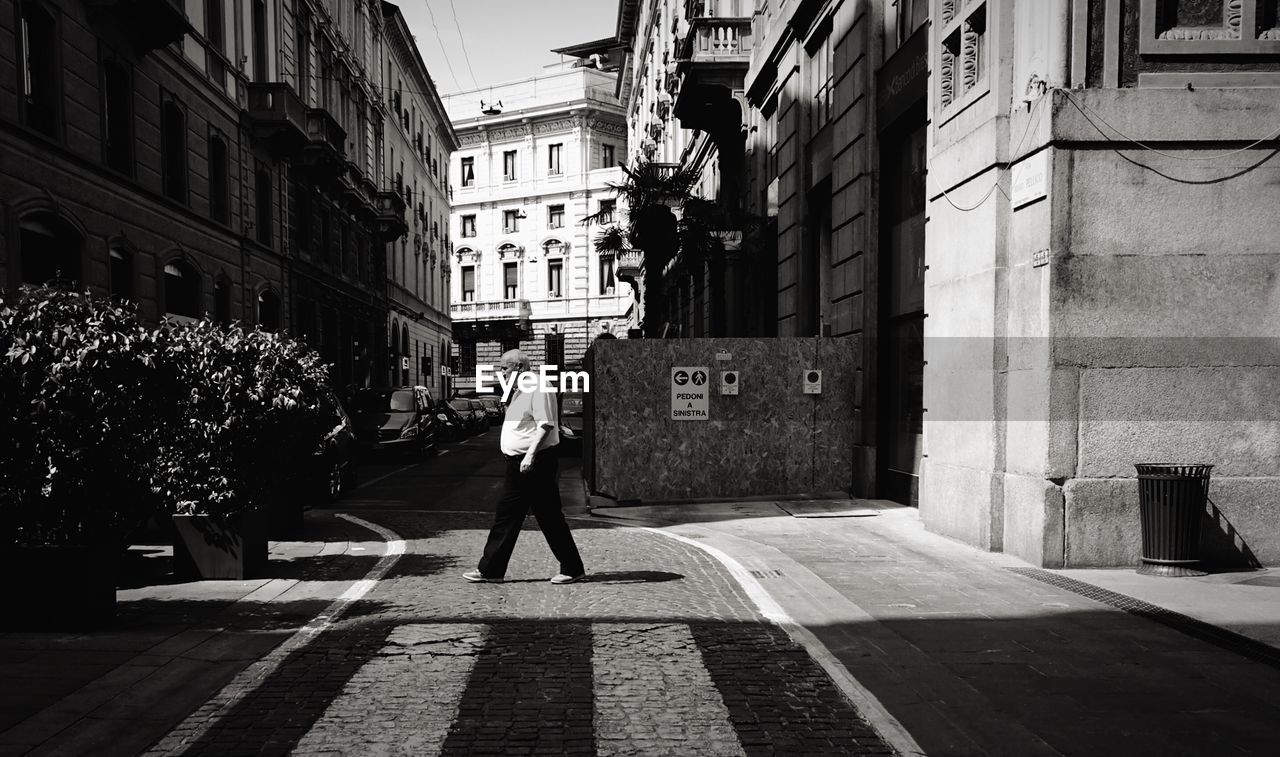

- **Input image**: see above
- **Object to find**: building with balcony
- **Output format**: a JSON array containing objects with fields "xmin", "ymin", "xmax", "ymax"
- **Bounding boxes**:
[
  {"xmin": 1, "ymin": 0, "xmax": 278, "ymax": 332},
  {"xmin": 381, "ymin": 2, "xmax": 457, "ymax": 396},
  {"xmin": 2, "ymin": 0, "xmax": 457, "ymax": 398},
  {"xmin": 564, "ymin": 1, "xmax": 769, "ymax": 339},
  {"xmin": 442, "ymin": 61, "xmax": 632, "ymax": 391},
  {"xmin": 592, "ymin": 0, "xmax": 1280, "ymax": 571}
]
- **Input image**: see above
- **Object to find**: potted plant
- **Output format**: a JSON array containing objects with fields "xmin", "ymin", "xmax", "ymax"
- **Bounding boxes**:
[
  {"xmin": 0, "ymin": 286, "xmax": 173, "ymax": 628},
  {"xmin": 154, "ymin": 320, "xmax": 333, "ymax": 578}
]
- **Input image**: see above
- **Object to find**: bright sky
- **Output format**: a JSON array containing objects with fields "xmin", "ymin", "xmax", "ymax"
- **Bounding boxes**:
[{"xmin": 398, "ymin": 0, "xmax": 619, "ymax": 97}]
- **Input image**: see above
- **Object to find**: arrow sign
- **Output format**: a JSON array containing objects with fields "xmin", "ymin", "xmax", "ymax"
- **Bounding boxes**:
[
  {"xmin": 674, "ymin": 370, "xmax": 689, "ymax": 386},
  {"xmin": 671, "ymin": 366, "xmax": 709, "ymax": 421}
]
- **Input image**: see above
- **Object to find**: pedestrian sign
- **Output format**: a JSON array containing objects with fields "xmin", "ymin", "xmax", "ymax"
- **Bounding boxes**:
[{"xmin": 671, "ymin": 366, "xmax": 709, "ymax": 421}]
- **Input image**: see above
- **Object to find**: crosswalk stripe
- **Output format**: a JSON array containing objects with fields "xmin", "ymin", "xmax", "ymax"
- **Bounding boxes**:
[
  {"xmin": 292, "ymin": 624, "xmax": 486, "ymax": 757},
  {"xmin": 592, "ymin": 623, "xmax": 746, "ymax": 756}
]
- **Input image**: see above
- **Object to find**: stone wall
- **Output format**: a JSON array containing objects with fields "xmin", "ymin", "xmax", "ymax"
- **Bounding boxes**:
[{"xmin": 586, "ymin": 337, "xmax": 859, "ymax": 503}]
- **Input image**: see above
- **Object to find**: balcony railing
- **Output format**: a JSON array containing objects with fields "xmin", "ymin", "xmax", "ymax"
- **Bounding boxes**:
[
  {"xmin": 615, "ymin": 249, "xmax": 643, "ymax": 281},
  {"xmin": 246, "ymin": 83, "xmax": 308, "ymax": 155},
  {"xmin": 680, "ymin": 17, "xmax": 753, "ymax": 64},
  {"xmin": 305, "ymin": 108, "xmax": 346, "ymax": 155},
  {"xmin": 450, "ymin": 299, "xmax": 533, "ymax": 321}
]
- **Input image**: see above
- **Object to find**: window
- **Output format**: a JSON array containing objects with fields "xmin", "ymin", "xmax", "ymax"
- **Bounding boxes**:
[
  {"xmin": 809, "ymin": 33, "xmax": 833, "ymax": 133},
  {"xmin": 895, "ymin": 0, "xmax": 929, "ymax": 49},
  {"xmin": 503, "ymin": 150, "xmax": 517, "ymax": 181},
  {"xmin": 161, "ymin": 99, "xmax": 188, "ymax": 204},
  {"xmin": 600, "ymin": 255, "xmax": 615, "ymax": 295},
  {"xmin": 251, "ymin": 0, "xmax": 268, "ymax": 83},
  {"xmin": 598, "ymin": 199, "xmax": 616, "ymax": 224},
  {"xmin": 109, "ymin": 248, "xmax": 132, "ymax": 301},
  {"xmin": 548, "ymin": 204, "xmax": 564, "ymax": 229},
  {"xmin": 292, "ymin": 183, "xmax": 310, "ymax": 252},
  {"xmin": 461, "ymin": 156, "xmax": 474, "ymax": 186},
  {"xmin": 19, "ymin": 213, "xmax": 81, "ymax": 287},
  {"xmin": 206, "ymin": 0, "xmax": 226, "ymax": 86},
  {"xmin": 547, "ymin": 259, "xmax": 563, "ymax": 298},
  {"xmin": 296, "ymin": 8, "xmax": 310, "ymax": 98},
  {"xmin": 602, "ymin": 143, "xmax": 615, "ymax": 168},
  {"xmin": 504, "ymin": 262, "xmax": 518, "ymax": 299},
  {"xmin": 503, "ymin": 210, "xmax": 519, "ymax": 233},
  {"xmin": 461, "ymin": 214, "xmax": 476, "ymax": 237},
  {"xmin": 258, "ymin": 290, "xmax": 280, "ymax": 331},
  {"xmin": 19, "ymin": 1, "xmax": 60, "ymax": 138},
  {"xmin": 163, "ymin": 260, "xmax": 201, "ymax": 318},
  {"xmin": 210, "ymin": 135, "xmax": 228, "ymax": 223},
  {"xmin": 214, "ymin": 278, "xmax": 230, "ymax": 324},
  {"xmin": 548, "ymin": 143, "xmax": 562, "ymax": 175},
  {"xmin": 102, "ymin": 59, "xmax": 133, "ymax": 174},
  {"xmin": 255, "ymin": 166, "xmax": 272, "ymax": 246},
  {"xmin": 461, "ymin": 265, "xmax": 475, "ymax": 301},
  {"xmin": 939, "ymin": 1, "xmax": 988, "ymax": 111}
]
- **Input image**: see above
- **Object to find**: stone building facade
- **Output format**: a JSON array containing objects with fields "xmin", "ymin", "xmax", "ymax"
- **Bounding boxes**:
[
  {"xmin": 601, "ymin": 0, "xmax": 1280, "ymax": 568},
  {"xmin": 381, "ymin": 3, "xmax": 456, "ymax": 397},
  {"xmin": 1, "ymin": 0, "xmax": 451, "ymax": 394},
  {"xmin": 442, "ymin": 63, "xmax": 632, "ymax": 391}
]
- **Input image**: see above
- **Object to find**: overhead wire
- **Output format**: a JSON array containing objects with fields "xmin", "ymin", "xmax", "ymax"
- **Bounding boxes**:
[
  {"xmin": 419, "ymin": 0, "xmax": 462, "ymax": 92},
  {"xmin": 938, "ymin": 91, "xmax": 1047, "ymax": 212},
  {"xmin": 443, "ymin": 0, "xmax": 481, "ymax": 90}
]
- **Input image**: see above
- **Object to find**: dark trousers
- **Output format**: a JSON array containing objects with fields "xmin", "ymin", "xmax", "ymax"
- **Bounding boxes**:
[{"xmin": 477, "ymin": 446, "xmax": 584, "ymax": 578}]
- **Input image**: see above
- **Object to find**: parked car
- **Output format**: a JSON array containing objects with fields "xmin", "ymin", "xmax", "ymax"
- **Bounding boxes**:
[
  {"xmin": 449, "ymin": 397, "xmax": 486, "ymax": 434},
  {"xmin": 352, "ymin": 386, "xmax": 437, "ymax": 459},
  {"xmin": 476, "ymin": 395, "xmax": 505, "ymax": 425},
  {"xmin": 558, "ymin": 391, "xmax": 584, "ymax": 455},
  {"xmin": 434, "ymin": 399, "xmax": 469, "ymax": 441},
  {"xmin": 311, "ymin": 390, "xmax": 358, "ymax": 501}
]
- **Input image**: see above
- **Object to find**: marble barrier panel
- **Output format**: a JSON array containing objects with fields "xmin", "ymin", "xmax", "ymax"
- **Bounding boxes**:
[{"xmin": 586, "ymin": 337, "xmax": 861, "ymax": 503}]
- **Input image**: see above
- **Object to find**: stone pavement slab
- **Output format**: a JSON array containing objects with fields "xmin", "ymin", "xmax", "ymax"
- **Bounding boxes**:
[{"xmin": 591, "ymin": 499, "xmax": 1280, "ymax": 756}]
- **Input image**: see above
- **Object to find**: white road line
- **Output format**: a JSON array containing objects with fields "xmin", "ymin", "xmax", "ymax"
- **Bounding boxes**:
[
  {"xmin": 641, "ymin": 527, "xmax": 927, "ymax": 757},
  {"xmin": 593, "ymin": 623, "xmax": 746, "ymax": 756},
  {"xmin": 354, "ymin": 462, "xmax": 419, "ymax": 490},
  {"xmin": 292, "ymin": 624, "xmax": 486, "ymax": 757},
  {"xmin": 150, "ymin": 514, "xmax": 405, "ymax": 756}
]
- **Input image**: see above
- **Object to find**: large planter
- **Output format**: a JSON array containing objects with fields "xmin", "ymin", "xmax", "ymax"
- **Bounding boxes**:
[
  {"xmin": 172, "ymin": 508, "xmax": 269, "ymax": 580},
  {"xmin": 1, "ymin": 544, "xmax": 117, "ymax": 630}
]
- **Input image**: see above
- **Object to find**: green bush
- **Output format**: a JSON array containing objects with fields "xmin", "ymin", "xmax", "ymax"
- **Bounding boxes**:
[
  {"xmin": 152, "ymin": 319, "xmax": 335, "ymax": 517},
  {"xmin": 0, "ymin": 287, "xmax": 173, "ymax": 547}
]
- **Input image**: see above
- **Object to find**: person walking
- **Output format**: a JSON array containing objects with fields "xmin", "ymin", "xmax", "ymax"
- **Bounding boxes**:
[{"xmin": 463, "ymin": 349, "xmax": 586, "ymax": 584}]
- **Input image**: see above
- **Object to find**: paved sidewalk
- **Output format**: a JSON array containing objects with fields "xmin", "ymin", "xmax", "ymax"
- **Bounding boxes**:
[
  {"xmin": 591, "ymin": 499, "xmax": 1280, "ymax": 756},
  {"xmin": 0, "ymin": 512, "xmax": 389, "ymax": 757}
]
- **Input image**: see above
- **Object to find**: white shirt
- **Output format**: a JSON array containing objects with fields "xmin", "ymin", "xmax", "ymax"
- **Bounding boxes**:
[{"xmin": 500, "ymin": 386, "xmax": 560, "ymax": 456}]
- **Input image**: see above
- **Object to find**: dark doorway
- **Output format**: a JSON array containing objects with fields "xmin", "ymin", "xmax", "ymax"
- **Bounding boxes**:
[{"xmin": 876, "ymin": 104, "xmax": 927, "ymax": 506}]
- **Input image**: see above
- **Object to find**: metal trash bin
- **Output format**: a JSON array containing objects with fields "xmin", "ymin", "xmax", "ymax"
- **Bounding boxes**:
[{"xmin": 1135, "ymin": 463, "xmax": 1212, "ymax": 577}]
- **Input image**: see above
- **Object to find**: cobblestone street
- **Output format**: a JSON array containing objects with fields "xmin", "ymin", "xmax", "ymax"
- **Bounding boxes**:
[{"xmin": 98, "ymin": 433, "xmax": 894, "ymax": 757}]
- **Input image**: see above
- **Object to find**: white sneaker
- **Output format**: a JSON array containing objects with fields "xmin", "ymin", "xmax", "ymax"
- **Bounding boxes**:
[{"xmin": 550, "ymin": 573, "xmax": 585, "ymax": 584}]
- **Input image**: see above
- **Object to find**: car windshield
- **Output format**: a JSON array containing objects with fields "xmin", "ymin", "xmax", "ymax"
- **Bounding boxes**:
[
  {"xmin": 449, "ymin": 399, "xmax": 471, "ymax": 410},
  {"xmin": 357, "ymin": 389, "xmax": 415, "ymax": 413},
  {"xmin": 560, "ymin": 394, "xmax": 584, "ymax": 415}
]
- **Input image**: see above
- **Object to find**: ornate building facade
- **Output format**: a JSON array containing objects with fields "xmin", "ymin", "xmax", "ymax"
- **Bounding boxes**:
[
  {"xmin": 381, "ymin": 2, "xmax": 456, "ymax": 396},
  {"xmin": 442, "ymin": 62, "xmax": 631, "ymax": 391},
  {"xmin": 1, "ymin": 0, "xmax": 452, "ymax": 394}
]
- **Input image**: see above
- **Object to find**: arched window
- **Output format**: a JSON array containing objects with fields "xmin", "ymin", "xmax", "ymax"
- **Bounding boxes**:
[
  {"xmin": 109, "ymin": 247, "xmax": 132, "ymax": 301},
  {"xmin": 163, "ymin": 259, "xmax": 200, "ymax": 319},
  {"xmin": 214, "ymin": 277, "xmax": 231, "ymax": 324},
  {"xmin": 257, "ymin": 289, "xmax": 280, "ymax": 331},
  {"xmin": 19, "ymin": 212, "xmax": 82, "ymax": 288}
]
